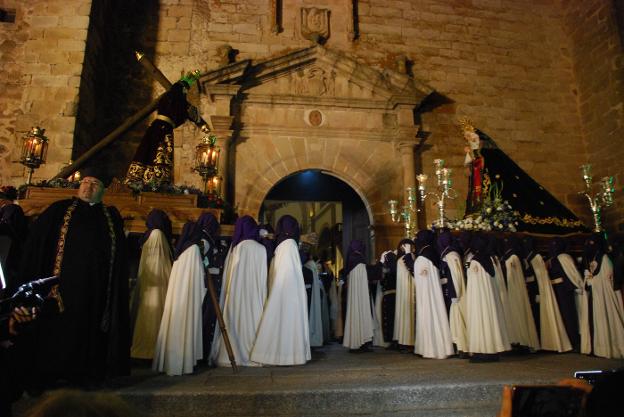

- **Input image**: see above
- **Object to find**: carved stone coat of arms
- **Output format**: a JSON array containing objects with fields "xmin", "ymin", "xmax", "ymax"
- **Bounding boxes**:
[{"xmin": 301, "ymin": 7, "xmax": 330, "ymax": 42}]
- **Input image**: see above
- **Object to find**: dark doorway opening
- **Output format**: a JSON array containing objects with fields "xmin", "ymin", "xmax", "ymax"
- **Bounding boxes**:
[{"xmin": 260, "ymin": 169, "xmax": 372, "ymax": 276}]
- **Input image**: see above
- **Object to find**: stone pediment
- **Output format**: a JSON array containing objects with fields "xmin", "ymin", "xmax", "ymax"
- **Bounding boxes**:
[{"xmin": 198, "ymin": 45, "xmax": 433, "ymax": 110}]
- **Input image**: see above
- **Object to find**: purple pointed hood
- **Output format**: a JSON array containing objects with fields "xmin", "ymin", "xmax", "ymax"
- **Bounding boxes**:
[
  {"xmin": 345, "ymin": 239, "xmax": 366, "ymax": 275},
  {"xmin": 231, "ymin": 215, "xmax": 258, "ymax": 247},
  {"xmin": 275, "ymin": 215, "xmax": 300, "ymax": 246},
  {"xmin": 141, "ymin": 209, "xmax": 172, "ymax": 246}
]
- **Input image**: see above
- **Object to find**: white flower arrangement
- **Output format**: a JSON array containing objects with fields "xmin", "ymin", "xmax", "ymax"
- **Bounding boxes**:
[{"xmin": 445, "ymin": 182, "xmax": 519, "ymax": 232}]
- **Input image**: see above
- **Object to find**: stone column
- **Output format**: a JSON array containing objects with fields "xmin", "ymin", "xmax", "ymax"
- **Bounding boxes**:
[
  {"xmin": 201, "ymin": 84, "xmax": 241, "ymax": 204},
  {"xmin": 398, "ymin": 141, "xmax": 416, "ymax": 205}
]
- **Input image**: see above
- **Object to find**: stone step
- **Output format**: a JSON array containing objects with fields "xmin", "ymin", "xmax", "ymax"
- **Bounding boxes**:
[
  {"xmin": 14, "ymin": 345, "xmax": 624, "ymax": 417},
  {"xmin": 120, "ymin": 383, "xmax": 501, "ymax": 417}
]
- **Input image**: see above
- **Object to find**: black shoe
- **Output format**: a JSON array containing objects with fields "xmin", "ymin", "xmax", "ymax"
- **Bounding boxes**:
[
  {"xmin": 469, "ymin": 353, "xmax": 500, "ymax": 363},
  {"xmin": 458, "ymin": 351, "xmax": 470, "ymax": 359},
  {"xmin": 398, "ymin": 345, "xmax": 413, "ymax": 354},
  {"xmin": 386, "ymin": 341, "xmax": 400, "ymax": 351}
]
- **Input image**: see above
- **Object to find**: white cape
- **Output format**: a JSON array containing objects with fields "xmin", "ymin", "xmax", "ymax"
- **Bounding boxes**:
[
  {"xmin": 305, "ymin": 259, "xmax": 324, "ymax": 347},
  {"xmin": 153, "ymin": 244, "xmax": 206, "ymax": 375},
  {"xmin": 212, "ymin": 239, "xmax": 267, "ymax": 367},
  {"xmin": 394, "ymin": 255, "xmax": 415, "ymax": 345},
  {"xmin": 443, "ymin": 251, "xmax": 468, "ymax": 353},
  {"xmin": 466, "ymin": 259, "xmax": 511, "ymax": 354},
  {"xmin": 413, "ymin": 256, "xmax": 454, "ymax": 359},
  {"xmin": 504, "ymin": 254, "xmax": 540, "ymax": 350},
  {"xmin": 558, "ymin": 253, "xmax": 591, "ymax": 354},
  {"xmin": 251, "ymin": 239, "xmax": 311, "ymax": 365},
  {"xmin": 343, "ymin": 263, "xmax": 374, "ymax": 349},
  {"xmin": 588, "ymin": 254, "xmax": 624, "ymax": 359},
  {"xmin": 131, "ymin": 230, "xmax": 172, "ymax": 359},
  {"xmin": 531, "ymin": 254, "xmax": 572, "ymax": 352},
  {"xmin": 491, "ymin": 256, "xmax": 513, "ymax": 347}
]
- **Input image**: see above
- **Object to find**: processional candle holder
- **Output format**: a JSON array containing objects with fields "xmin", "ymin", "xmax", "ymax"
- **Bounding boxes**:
[
  {"xmin": 19, "ymin": 126, "xmax": 49, "ymax": 185},
  {"xmin": 417, "ymin": 159, "xmax": 458, "ymax": 229},
  {"xmin": 193, "ymin": 132, "xmax": 220, "ymax": 194},
  {"xmin": 387, "ymin": 187, "xmax": 419, "ymax": 237},
  {"xmin": 579, "ymin": 164, "xmax": 616, "ymax": 232}
]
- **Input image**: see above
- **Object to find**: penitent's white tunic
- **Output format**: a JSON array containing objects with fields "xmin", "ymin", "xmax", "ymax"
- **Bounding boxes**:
[
  {"xmin": 131, "ymin": 230, "xmax": 172, "ymax": 360},
  {"xmin": 504, "ymin": 254, "xmax": 540, "ymax": 350},
  {"xmin": 491, "ymin": 257, "xmax": 514, "ymax": 346},
  {"xmin": 394, "ymin": 255, "xmax": 415, "ymax": 346},
  {"xmin": 443, "ymin": 251, "xmax": 468, "ymax": 353},
  {"xmin": 153, "ymin": 243, "xmax": 206, "ymax": 375},
  {"xmin": 531, "ymin": 254, "xmax": 572, "ymax": 353},
  {"xmin": 343, "ymin": 263, "xmax": 374, "ymax": 349},
  {"xmin": 587, "ymin": 254, "xmax": 624, "ymax": 359},
  {"xmin": 251, "ymin": 239, "xmax": 311, "ymax": 365},
  {"xmin": 305, "ymin": 259, "xmax": 324, "ymax": 347},
  {"xmin": 558, "ymin": 254, "xmax": 591, "ymax": 354},
  {"xmin": 212, "ymin": 239, "xmax": 267, "ymax": 367},
  {"xmin": 413, "ymin": 256, "xmax": 454, "ymax": 359},
  {"xmin": 466, "ymin": 259, "xmax": 511, "ymax": 354}
]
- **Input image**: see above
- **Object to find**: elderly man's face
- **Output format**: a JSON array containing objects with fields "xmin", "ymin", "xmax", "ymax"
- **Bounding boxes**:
[{"xmin": 78, "ymin": 176, "xmax": 105, "ymax": 203}]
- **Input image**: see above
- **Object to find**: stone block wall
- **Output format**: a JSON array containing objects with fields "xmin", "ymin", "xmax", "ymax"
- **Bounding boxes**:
[
  {"xmin": 1, "ymin": 0, "xmax": 620, "ymax": 235},
  {"xmin": 561, "ymin": 0, "xmax": 624, "ymax": 231},
  {"xmin": 150, "ymin": 0, "xmax": 591, "ymax": 229},
  {"xmin": 0, "ymin": 0, "xmax": 91, "ymax": 183},
  {"xmin": 72, "ymin": 0, "xmax": 160, "ymax": 176}
]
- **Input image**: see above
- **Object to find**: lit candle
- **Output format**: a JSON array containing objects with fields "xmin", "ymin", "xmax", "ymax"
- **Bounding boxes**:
[
  {"xmin": 580, "ymin": 164, "xmax": 592, "ymax": 182},
  {"xmin": 388, "ymin": 199, "xmax": 398, "ymax": 215},
  {"xmin": 33, "ymin": 139, "xmax": 42, "ymax": 158},
  {"xmin": 201, "ymin": 151, "xmax": 209, "ymax": 165}
]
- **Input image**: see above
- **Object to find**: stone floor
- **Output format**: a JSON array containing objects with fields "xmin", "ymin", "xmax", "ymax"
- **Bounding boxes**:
[{"xmin": 15, "ymin": 343, "xmax": 624, "ymax": 417}]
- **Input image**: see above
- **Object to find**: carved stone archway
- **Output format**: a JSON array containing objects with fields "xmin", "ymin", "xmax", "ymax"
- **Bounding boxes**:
[{"xmin": 196, "ymin": 45, "xmax": 434, "ymax": 253}]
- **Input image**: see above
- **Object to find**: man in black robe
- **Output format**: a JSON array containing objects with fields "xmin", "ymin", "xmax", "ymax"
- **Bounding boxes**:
[{"xmin": 16, "ymin": 168, "xmax": 129, "ymax": 392}]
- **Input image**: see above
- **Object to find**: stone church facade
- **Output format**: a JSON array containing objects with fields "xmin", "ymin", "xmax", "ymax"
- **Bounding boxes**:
[{"xmin": 0, "ymin": 0, "xmax": 623, "ymax": 235}]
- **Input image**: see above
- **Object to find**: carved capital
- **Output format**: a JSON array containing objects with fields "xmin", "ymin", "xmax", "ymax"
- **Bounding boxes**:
[
  {"xmin": 397, "ymin": 141, "xmax": 416, "ymax": 154},
  {"xmin": 210, "ymin": 115, "xmax": 234, "ymax": 131},
  {"xmin": 213, "ymin": 130, "xmax": 234, "ymax": 145}
]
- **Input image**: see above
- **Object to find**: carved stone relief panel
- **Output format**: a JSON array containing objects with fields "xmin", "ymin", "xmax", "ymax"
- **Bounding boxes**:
[{"xmin": 293, "ymin": 66, "xmax": 336, "ymax": 97}]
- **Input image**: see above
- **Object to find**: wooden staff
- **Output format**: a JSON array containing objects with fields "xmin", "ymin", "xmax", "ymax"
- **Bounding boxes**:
[{"xmin": 205, "ymin": 267, "xmax": 238, "ymax": 372}]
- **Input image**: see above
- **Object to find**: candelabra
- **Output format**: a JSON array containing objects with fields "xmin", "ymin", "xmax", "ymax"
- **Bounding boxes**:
[
  {"xmin": 387, "ymin": 187, "xmax": 418, "ymax": 238},
  {"xmin": 19, "ymin": 126, "xmax": 49, "ymax": 185},
  {"xmin": 579, "ymin": 164, "xmax": 615, "ymax": 232},
  {"xmin": 416, "ymin": 159, "xmax": 458, "ymax": 229},
  {"xmin": 193, "ymin": 132, "xmax": 220, "ymax": 194}
]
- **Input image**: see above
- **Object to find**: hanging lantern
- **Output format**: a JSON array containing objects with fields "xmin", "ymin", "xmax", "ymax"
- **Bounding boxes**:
[
  {"xmin": 193, "ymin": 133, "xmax": 220, "ymax": 194},
  {"xmin": 20, "ymin": 126, "xmax": 49, "ymax": 184}
]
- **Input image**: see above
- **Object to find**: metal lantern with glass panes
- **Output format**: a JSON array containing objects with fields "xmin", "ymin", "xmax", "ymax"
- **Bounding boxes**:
[
  {"xmin": 579, "ymin": 164, "xmax": 616, "ymax": 232},
  {"xmin": 20, "ymin": 126, "xmax": 49, "ymax": 184},
  {"xmin": 193, "ymin": 132, "xmax": 220, "ymax": 194}
]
